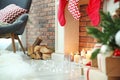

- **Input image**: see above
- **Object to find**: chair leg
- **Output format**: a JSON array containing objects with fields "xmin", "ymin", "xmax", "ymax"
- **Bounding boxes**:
[
  {"xmin": 11, "ymin": 33, "xmax": 16, "ymax": 53},
  {"xmin": 16, "ymin": 35, "xmax": 26, "ymax": 54}
]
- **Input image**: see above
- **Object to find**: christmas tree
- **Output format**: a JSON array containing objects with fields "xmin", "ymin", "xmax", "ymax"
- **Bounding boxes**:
[{"xmin": 86, "ymin": 10, "xmax": 120, "ymax": 59}]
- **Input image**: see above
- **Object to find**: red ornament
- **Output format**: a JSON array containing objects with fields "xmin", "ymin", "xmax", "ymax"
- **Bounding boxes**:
[
  {"xmin": 114, "ymin": 49, "xmax": 120, "ymax": 56},
  {"xmin": 85, "ymin": 61, "xmax": 91, "ymax": 66}
]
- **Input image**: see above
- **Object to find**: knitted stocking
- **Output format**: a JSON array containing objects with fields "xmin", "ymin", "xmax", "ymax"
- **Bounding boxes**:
[
  {"xmin": 58, "ymin": 0, "xmax": 67, "ymax": 26},
  {"xmin": 68, "ymin": 0, "xmax": 81, "ymax": 20},
  {"xmin": 87, "ymin": 0, "xmax": 101, "ymax": 26}
]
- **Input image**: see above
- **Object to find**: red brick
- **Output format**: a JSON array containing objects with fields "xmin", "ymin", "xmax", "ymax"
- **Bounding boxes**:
[
  {"xmin": 79, "ymin": 27, "xmax": 86, "ymax": 31},
  {"xmin": 80, "ymin": 37, "xmax": 95, "ymax": 43},
  {"xmin": 79, "ymin": 3, "xmax": 103, "ymax": 51},
  {"xmin": 79, "ymin": 32, "xmax": 88, "ymax": 36},
  {"xmin": 79, "ymin": 22, "xmax": 87, "ymax": 27},
  {"xmin": 80, "ymin": 16, "xmax": 90, "ymax": 22}
]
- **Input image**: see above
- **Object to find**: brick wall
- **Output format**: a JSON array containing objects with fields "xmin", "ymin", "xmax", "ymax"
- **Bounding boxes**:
[
  {"xmin": 26, "ymin": 0, "xmax": 55, "ymax": 49},
  {"xmin": 26, "ymin": 1, "xmax": 102, "ymax": 52},
  {"xmin": 79, "ymin": 4, "xmax": 101, "ymax": 51}
]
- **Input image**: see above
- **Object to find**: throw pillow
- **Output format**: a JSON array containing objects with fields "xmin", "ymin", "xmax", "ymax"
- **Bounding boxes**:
[{"xmin": 0, "ymin": 4, "xmax": 27, "ymax": 23}]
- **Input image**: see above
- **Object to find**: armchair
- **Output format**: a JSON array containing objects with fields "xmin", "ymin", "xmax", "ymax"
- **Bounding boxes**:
[{"xmin": 0, "ymin": 0, "xmax": 32, "ymax": 54}]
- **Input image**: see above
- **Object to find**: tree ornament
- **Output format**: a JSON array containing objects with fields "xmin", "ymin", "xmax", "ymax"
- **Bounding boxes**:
[
  {"xmin": 100, "ymin": 45, "xmax": 113, "ymax": 57},
  {"xmin": 100, "ymin": 45, "xmax": 110, "ymax": 53},
  {"xmin": 114, "ymin": 48, "xmax": 120, "ymax": 56},
  {"xmin": 115, "ymin": 30, "xmax": 120, "ymax": 47}
]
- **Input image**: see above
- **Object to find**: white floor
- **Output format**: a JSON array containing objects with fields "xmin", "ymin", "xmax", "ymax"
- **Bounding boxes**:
[{"xmin": 0, "ymin": 50, "xmax": 84, "ymax": 80}]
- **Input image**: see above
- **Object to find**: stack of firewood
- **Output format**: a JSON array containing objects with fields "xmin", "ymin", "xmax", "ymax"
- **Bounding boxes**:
[{"xmin": 27, "ymin": 37, "xmax": 53, "ymax": 60}]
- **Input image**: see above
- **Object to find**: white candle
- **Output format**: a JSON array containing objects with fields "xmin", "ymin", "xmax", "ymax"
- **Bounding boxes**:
[
  {"xmin": 81, "ymin": 49, "xmax": 86, "ymax": 58},
  {"xmin": 86, "ymin": 50, "xmax": 92, "ymax": 60},
  {"xmin": 74, "ymin": 54, "xmax": 80, "ymax": 63},
  {"xmin": 70, "ymin": 52, "xmax": 74, "ymax": 61}
]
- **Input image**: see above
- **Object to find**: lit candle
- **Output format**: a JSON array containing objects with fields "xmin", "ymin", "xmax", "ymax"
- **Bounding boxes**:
[
  {"xmin": 74, "ymin": 54, "xmax": 80, "ymax": 63},
  {"xmin": 81, "ymin": 49, "xmax": 86, "ymax": 58},
  {"xmin": 86, "ymin": 50, "xmax": 92, "ymax": 60},
  {"xmin": 70, "ymin": 52, "xmax": 74, "ymax": 61}
]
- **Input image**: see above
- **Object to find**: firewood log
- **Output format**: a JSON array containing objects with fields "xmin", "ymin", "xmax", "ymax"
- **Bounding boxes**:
[
  {"xmin": 40, "ymin": 45, "xmax": 53, "ymax": 54},
  {"xmin": 27, "ymin": 46, "xmax": 34, "ymax": 56},
  {"xmin": 29, "ymin": 53, "xmax": 36, "ymax": 59},
  {"xmin": 42, "ymin": 53, "xmax": 51, "ymax": 60},
  {"xmin": 34, "ymin": 51, "xmax": 42, "ymax": 60},
  {"xmin": 34, "ymin": 45, "xmax": 40, "ymax": 52},
  {"xmin": 33, "ymin": 37, "xmax": 42, "ymax": 46}
]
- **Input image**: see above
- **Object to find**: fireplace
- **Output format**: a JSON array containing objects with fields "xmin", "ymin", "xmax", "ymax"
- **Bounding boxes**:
[
  {"xmin": 55, "ymin": 0, "xmax": 107, "ymax": 54},
  {"xmin": 79, "ymin": 4, "xmax": 98, "ymax": 51},
  {"xmin": 63, "ymin": 1, "xmax": 103, "ymax": 54}
]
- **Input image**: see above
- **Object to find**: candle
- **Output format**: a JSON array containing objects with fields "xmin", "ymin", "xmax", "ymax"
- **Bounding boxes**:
[
  {"xmin": 86, "ymin": 50, "xmax": 92, "ymax": 60},
  {"xmin": 81, "ymin": 49, "xmax": 86, "ymax": 58},
  {"xmin": 70, "ymin": 52, "xmax": 74, "ymax": 61},
  {"xmin": 74, "ymin": 54, "xmax": 80, "ymax": 63}
]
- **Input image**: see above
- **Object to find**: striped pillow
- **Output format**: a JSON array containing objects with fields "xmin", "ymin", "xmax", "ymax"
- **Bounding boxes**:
[{"xmin": 0, "ymin": 4, "xmax": 27, "ymax": 23}]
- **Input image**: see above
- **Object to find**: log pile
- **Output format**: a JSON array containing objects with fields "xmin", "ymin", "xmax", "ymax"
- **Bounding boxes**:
[{"xmin": 27, "ymin": 37, "xmax": 53, "ymax": 60}]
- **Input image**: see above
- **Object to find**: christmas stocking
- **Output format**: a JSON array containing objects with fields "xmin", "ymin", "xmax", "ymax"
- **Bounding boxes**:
[
  {"xmin": 58, "ymin": 0, "xmax": 67, "ymax": 26},
  {"xmin": 68, "ymin": 0, "xmax": 81, "ymax": 20},
  {"xmin": 114, "ymin": 0, "xmax": 120, "ymax": 3},
  {"xmin": 87, "ymin": 0, "xmax": 101, "ymax": 26}
]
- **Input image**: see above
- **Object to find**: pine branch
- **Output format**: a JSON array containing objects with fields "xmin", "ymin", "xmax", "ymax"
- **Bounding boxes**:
[
  {"xmin": 90, "ymin": 49, "xmax": 100, "ymax": 59},
  {"xmin": 86, "ymin": 27, "xmax": 104, "ymax": 43},
  {"xmin": 100, "ymin": 11, "xmax": 114, "ymax": 25},
  {"xmin": 86, "ymin": 11, "xmax": 120, "ymax": 59}
]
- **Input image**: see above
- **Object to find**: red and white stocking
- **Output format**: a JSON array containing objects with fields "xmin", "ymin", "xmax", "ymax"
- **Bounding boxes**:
[{"xmin": 68, "ymin": 0, "xmax": 81, "ymax": 20}]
